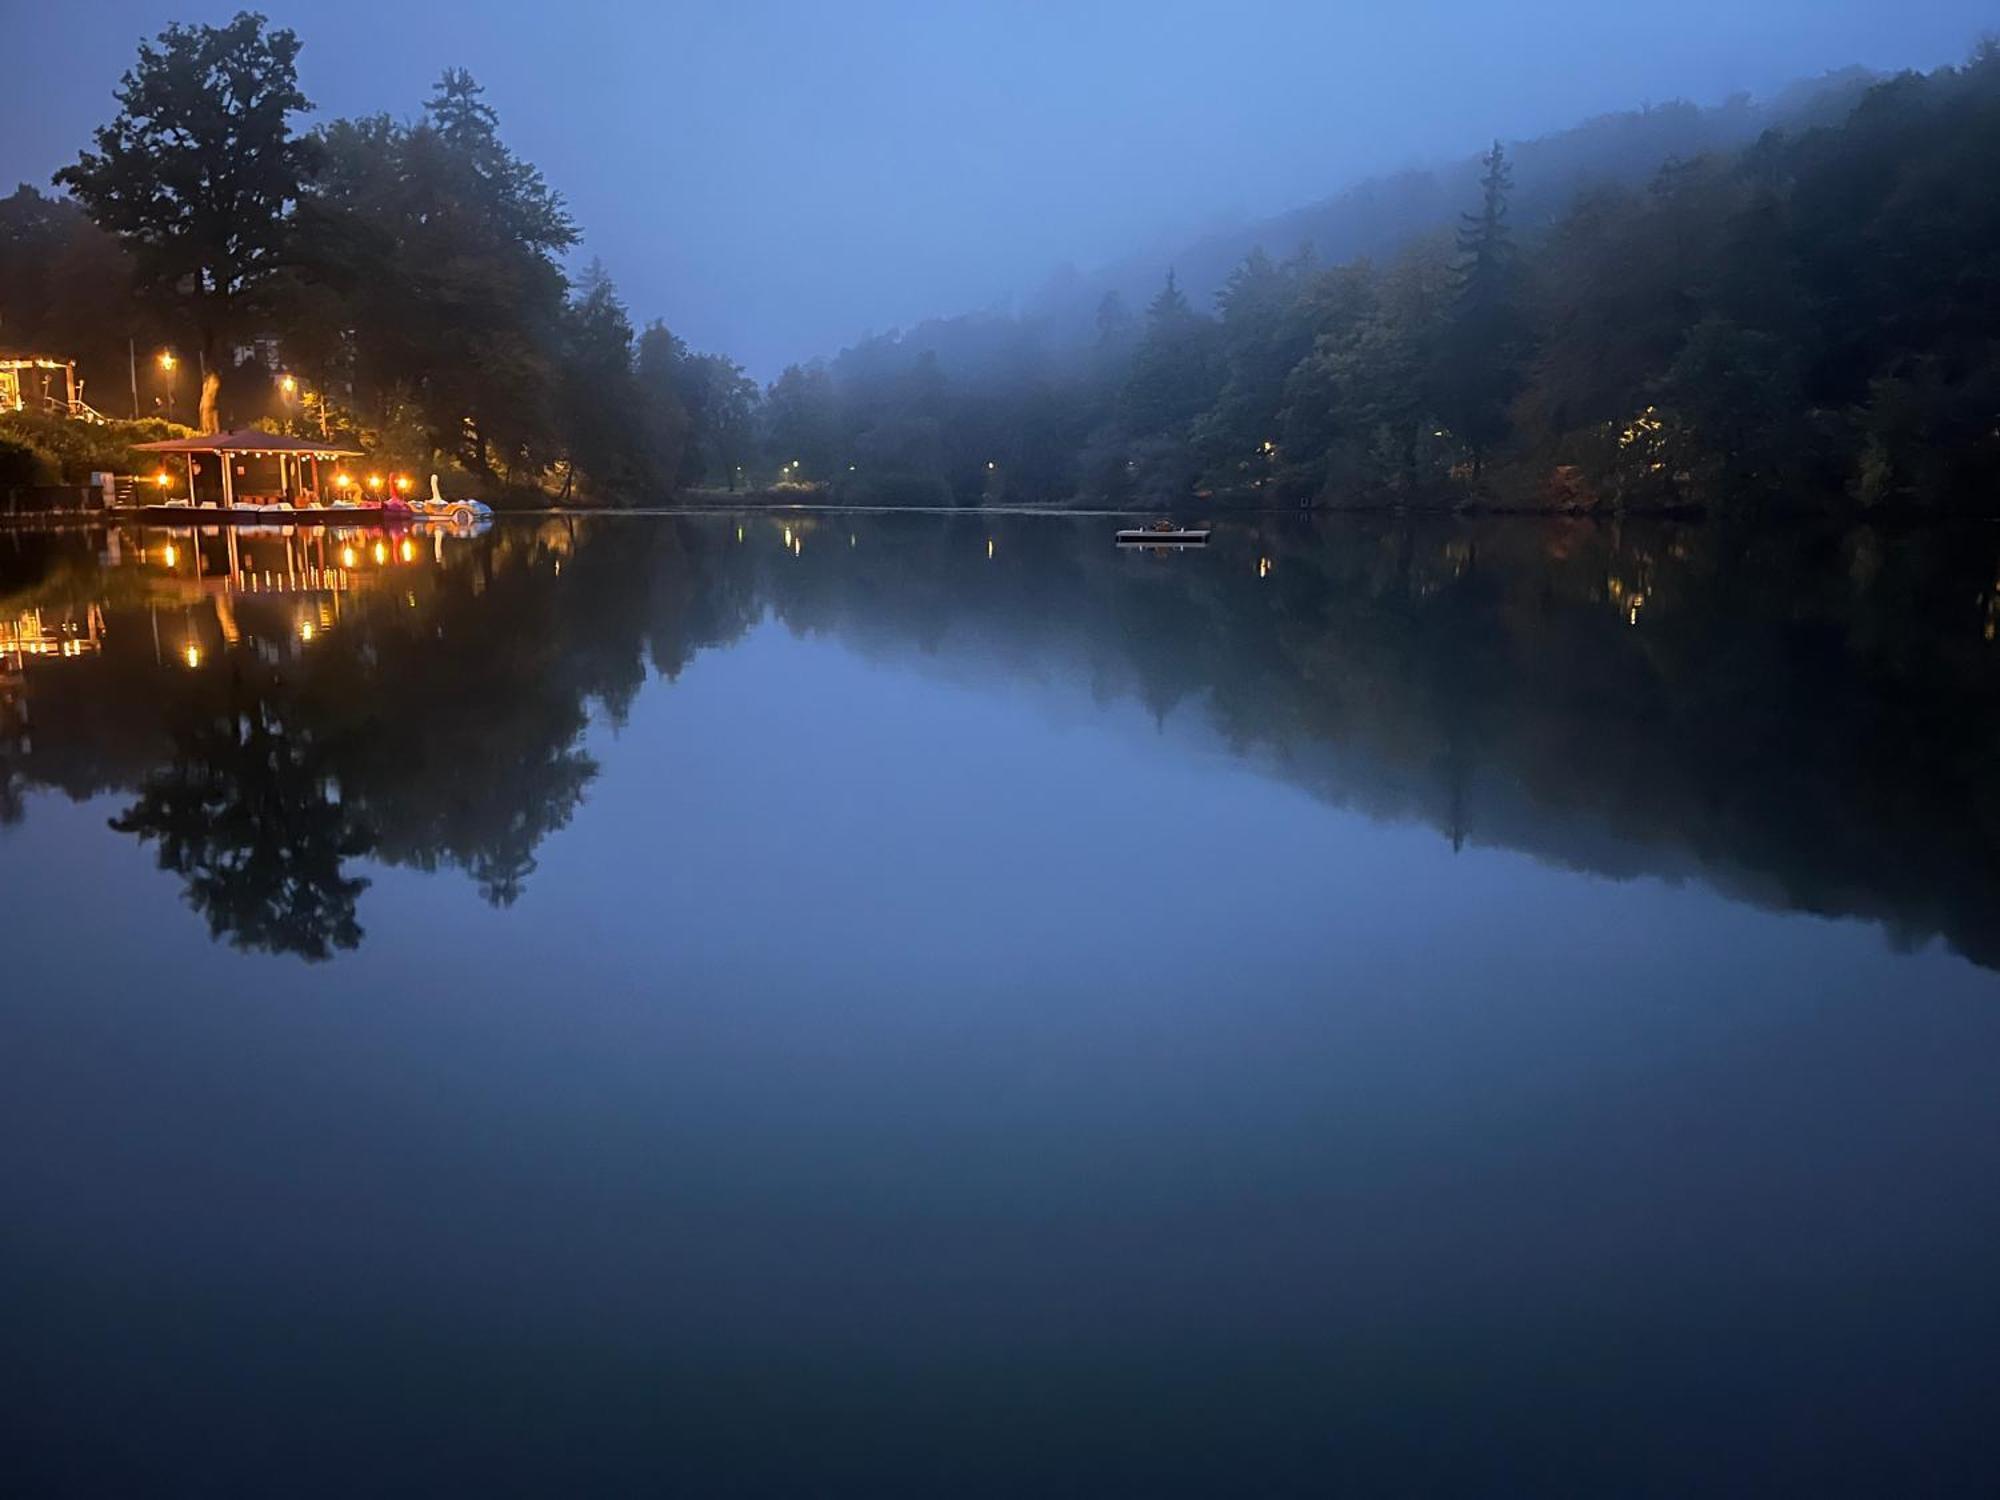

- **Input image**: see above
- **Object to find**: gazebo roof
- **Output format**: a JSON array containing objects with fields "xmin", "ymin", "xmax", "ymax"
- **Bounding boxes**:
[{"xmin": 133, "ymin": 429, "xmax": 362, "ymax": 458}]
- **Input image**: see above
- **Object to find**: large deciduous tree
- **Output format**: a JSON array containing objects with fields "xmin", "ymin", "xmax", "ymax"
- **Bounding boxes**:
[{"xmin": 55, "ymin": 11, "xmax": 313, "ymax": 432}]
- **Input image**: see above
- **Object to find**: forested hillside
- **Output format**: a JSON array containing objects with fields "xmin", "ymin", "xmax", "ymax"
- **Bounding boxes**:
[
  {"xmin": 771, "ymin": 46, "xmax": 2000, "ymax": 512},
  {"xmin": 1025, "ymin": 68, "xmax": 1878, "ymax": 340}
]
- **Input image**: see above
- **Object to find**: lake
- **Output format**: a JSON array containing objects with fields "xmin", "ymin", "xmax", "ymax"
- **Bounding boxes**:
[{"xmin": 5, "ymin": 512, "xmax": 2000, "ymax": 1496}]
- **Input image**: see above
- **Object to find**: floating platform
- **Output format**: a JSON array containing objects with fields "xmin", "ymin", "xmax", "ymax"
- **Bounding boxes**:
[
  {"xmin": 135, "ymin": 505, "xmax": 395, "ymax": 525},
  {"xmin": 1116, "ymin": 527, "xmax": 1210, "ymax": 547}
]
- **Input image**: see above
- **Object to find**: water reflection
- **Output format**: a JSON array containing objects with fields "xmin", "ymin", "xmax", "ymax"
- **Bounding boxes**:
[{"xmin": 4, "ymin": 512, "xmax": 2000, "ymax": 964}]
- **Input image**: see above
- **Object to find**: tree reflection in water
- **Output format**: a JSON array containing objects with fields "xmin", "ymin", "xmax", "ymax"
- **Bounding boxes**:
[
  {"xmin": 5, "ymin": 511, "xmax": 2000, "ymax": 965},
  {"xmin": 111, "ymin": 673, "xmax": 370, "ymax": 960}
]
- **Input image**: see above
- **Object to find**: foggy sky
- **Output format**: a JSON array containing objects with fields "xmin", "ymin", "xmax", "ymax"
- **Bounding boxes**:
[{"xmin": 5, "ymin": 0, "xmax": 1992, "ymax": 377}]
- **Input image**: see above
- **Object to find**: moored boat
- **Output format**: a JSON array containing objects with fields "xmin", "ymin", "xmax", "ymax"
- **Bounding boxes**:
[{"xmin": 135, "ymin": 503, "xmax": 394, "ymax": 523}]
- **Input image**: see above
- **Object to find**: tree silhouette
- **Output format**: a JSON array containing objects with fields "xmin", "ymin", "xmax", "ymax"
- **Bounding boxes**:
[
  {"xmin": 112, "ymin": 679, "xmax": 371, "ymax": 961},
  {"xmin": 56, "ymin": 13, "xmax": 313, "ymax": 432},
  {"xmin": 1438, "ymin": 142, "xmax": 1527, "ymax": 477}
]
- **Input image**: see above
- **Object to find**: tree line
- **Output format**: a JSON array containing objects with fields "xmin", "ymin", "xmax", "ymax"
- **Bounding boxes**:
[
  {"xmin": 0, "ymin": 12, "xmax": 754, "ymax": 501},
  {"xmin": 4, "ymin": 16, "xmax": 1996, "ymax": 511},
  {"xmin": 764, "ymin": 42, "xmax": 2000, "ymax": 513}
]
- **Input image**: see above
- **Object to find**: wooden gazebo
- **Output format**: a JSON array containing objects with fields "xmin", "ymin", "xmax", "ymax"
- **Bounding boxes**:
[{"xmin": 132, "ymin": 430, "xmax": 362, "ymax": 509}]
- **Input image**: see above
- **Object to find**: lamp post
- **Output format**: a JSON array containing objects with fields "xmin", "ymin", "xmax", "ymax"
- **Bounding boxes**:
[{"xmin": 158, "ymin": 350, "xmax": 177, "ymax": 423}]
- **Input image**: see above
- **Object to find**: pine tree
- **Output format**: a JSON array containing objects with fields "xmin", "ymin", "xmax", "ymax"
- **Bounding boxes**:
[
  {"xmin": 1094, "ymin": 290, "xmax": 1133, "ymax": 348},
  {"xmin": 1122, "ymin": 270, "xmax": 1216, "ymax": 436},
  {"xmin": 1438, "ymin": 141, "xmax": 1527, "ymax": 478},
  {"xmin": 1147, "ymin": 267, "xmax": 1192, "ymax": 322}
]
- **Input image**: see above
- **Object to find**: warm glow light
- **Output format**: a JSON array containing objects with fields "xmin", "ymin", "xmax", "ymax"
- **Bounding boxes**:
[
  {"xmin": 299, "ymin": 620, "xmax": 316, "ymax": 642},
  {"xmin": 399, "ymin": 539, "xmax": 415, "ymax": 562},
  {"xmin": 333, "ymin": 471, "xmax": 351, "ymax": 489},
  {"xmin": 1258, "ymin": 556, "xmax": 1272, "ymax": 579},
  {"xmin": 366, "ymin": 474, "xmax": 383, "ymax": 490},
  {"xmin": 372, "ymin": 541, "xmax": 389, "ymax": 565},
  {"xmin": 340, "ymin": 546, "xmax": 358, "ymax": 568},
  {"xmin": 158, "ymin": 350, "xmax": 176, "ymax": 371},
  {"xmin": 394, "ymin": 475, "xmax": 412, "ymax": 493},
  {"xmin": 161, "ymin": 544, "xmax": 178, "ymax": 568},
  {"xmin": 987, "ymin": 537, "xmax": 995, "ymax": 559},
  {"xmin": 783, "ymin": 525, "xmax": 793, "ymax": 546},
  {"xmin": 279, "ymin": 374, "xmax": 297, "ymax": 396},
  {"xmin": 153, "ymin": 471, "xmax": 171, "ymax": 487},
  {"xmin": 182, "ymin": 642, "xmax": 201, "ymax": 669}
]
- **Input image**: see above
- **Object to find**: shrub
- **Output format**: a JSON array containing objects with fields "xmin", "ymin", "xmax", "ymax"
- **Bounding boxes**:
[
  {"xmin": 0, "ymin": 413, "xmax": 194, "ymax": 482},
  {"xmin": 0, "ymin": 432, "xmax": 61, "ymax": 486}
]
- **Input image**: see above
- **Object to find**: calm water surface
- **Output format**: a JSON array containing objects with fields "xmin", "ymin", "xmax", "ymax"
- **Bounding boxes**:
[{"xmin": 5, "ymin": 514, "xmax": 2000, "ymax": 1495}]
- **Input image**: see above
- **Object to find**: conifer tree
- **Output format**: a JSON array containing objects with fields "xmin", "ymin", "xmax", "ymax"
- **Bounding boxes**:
[{"xmin": 1437, "ymin": 141, "xmax": 1527, "ymax": 478}]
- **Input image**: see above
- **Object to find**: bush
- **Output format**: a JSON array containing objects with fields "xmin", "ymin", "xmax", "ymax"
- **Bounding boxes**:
[
  {"xmin": 0, "ymin": 432, "xmax": 60, "ymax": 486},
  {"xmin": 0, "ymin": 413, "xmax": 194, "ymax": 482},
  {"xmin": 836, "ymin": 472, "xmax": 952, "ymax": 507}
]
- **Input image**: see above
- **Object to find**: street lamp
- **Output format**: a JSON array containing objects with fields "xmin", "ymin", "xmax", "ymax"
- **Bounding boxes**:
[{"xmin": 157, "ymin": 350, "xmax": 178, "ymax": 421}]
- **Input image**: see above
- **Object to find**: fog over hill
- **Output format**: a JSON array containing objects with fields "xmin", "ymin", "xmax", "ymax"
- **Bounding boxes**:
[{"xmin": 1000, "ymin": 69, "xmax": 1881, "ymax": 351}]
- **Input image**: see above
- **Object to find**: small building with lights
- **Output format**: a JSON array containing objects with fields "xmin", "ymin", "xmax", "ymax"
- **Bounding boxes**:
[
  {"xmin": 0, "ymin": 356, "xmax": 102, "ymax": 420},
  {"xmin": 131, "ymin": 430, "xmax": 364, "ymax": 510}
]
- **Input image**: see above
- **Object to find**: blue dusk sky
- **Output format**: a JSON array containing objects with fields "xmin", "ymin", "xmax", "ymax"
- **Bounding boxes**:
[{"xmin": 4, "ymin": 0, "xmax": 1992, "ymax": 375}]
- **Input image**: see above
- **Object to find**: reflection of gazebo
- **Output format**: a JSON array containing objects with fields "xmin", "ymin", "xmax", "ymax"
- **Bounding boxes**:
[{"xmin": 132, "ymin": 430, "xmax": 363, "ymax": 508}]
